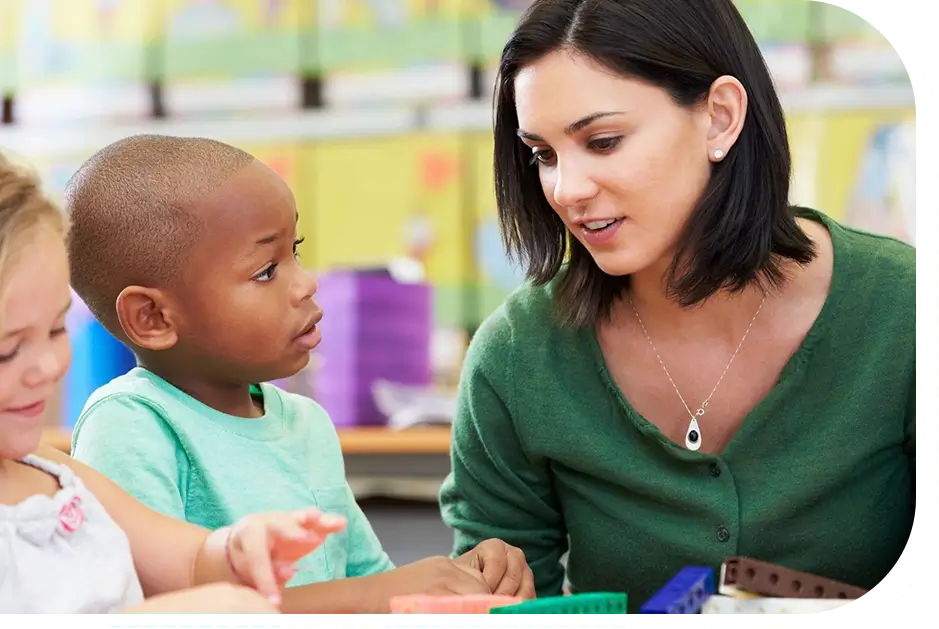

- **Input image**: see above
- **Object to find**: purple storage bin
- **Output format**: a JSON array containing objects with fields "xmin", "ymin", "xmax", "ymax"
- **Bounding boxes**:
[{"xmin": 313, "ymin": 268, "xmax": 432, "ymax": 428}]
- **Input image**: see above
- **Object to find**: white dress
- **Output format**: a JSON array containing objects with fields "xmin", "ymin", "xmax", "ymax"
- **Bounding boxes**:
[{"xmin": 0, "ymin": 454, "xmax": 144, "ymax": 613}]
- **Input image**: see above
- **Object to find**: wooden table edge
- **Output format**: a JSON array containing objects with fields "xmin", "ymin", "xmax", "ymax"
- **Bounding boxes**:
[{"xmin": 41, "ymin": 425, "xmax": 453, "ymax": 456}]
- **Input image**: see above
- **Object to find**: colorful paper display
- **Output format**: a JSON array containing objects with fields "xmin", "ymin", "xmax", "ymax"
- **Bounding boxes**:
[
  {"xmin": 313, "ymin": 0, "xmax": 466, "ymax": 72},
  {"xmin": 161, "ymin": 0, "xmax": 304, "ymax": 79},
  {"xmin": 12, "ymin": 0, "xmax": 155, "ymax": 86},
  {"xmin": 300, "ymin": 133, "xmax": 468, "ymax": 328}
]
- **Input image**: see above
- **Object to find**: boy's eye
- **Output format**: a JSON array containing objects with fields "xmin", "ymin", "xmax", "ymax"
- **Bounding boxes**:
[
  {"xmin": 293, "ymin": 236, "xmax": 305, "ymax": 260},
  {"xmin": 254, "ymin": 264, "xmax": 277, "ymax": 282}
]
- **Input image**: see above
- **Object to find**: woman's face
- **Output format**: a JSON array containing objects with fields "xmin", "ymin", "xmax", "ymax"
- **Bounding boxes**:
[
  {"xmin": 0, "ymin": 227, "xmax": 72, "ymax": 460},
  {"xmin": 514, "ymin": 49, "xmax": 719, "ymax": 278}
]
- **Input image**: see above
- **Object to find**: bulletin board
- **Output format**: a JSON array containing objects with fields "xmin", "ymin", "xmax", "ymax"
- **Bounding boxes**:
[
  {"xmin": 788, "ymin": 109, "xmax": 915, "ymax": 244},
  {"xmin": 312, "ymin": 0, "xmax": 467, "ymax": 73},
  {"xmin": 0, "ymin": 0, "xmax": 18, "ymax": 93},
  {"xmin": 299, "ymin": 132, "xmax": 469, "ymax": 328},
  {"xmin": 13, "ymin": 0, "xmax": 154, "ymax": 86}
]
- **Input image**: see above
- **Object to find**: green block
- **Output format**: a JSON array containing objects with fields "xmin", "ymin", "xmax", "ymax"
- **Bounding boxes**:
[
  {"xmin": 22, "ymin": 43, "xmax": 148, "ymax": 85},
  {"xmin": 316, "ymin": 20, "xmax": 464, "ymax": 71},
  {"xmin": 0, "ymin": 53, "xmax": 14, "ymax": 93},
  {"xmin": 490, "ymin": 592, "xmax": 628, "ymax": 614},
  {"xmin": 163, "ymin": 33, "xmax": 301, "ymax": 79},
  {"xmin": 475, "ymin": 14, "xmax": 523, "ymax": 63}
]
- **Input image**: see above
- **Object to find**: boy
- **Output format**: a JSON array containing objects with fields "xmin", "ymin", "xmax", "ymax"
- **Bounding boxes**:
[{"xmin": 64, "ymin": 135, "xmax": 533, "ymax": 613}]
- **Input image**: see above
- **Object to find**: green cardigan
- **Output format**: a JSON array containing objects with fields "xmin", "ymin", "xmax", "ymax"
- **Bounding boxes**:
[{"xmin": 440, "ymin": 211, "xmax": 915, "ymax": 612}]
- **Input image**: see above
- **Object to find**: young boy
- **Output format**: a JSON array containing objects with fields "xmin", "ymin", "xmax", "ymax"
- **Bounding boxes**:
[{"xmin": 64, "ymin": 135, "xmax": 533, "ymax": 613}]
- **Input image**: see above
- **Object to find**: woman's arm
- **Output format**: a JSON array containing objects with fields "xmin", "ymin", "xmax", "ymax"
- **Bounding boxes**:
[{"xmin": 438, "ymin": 314, "xmax": 568, "ymax": 597}]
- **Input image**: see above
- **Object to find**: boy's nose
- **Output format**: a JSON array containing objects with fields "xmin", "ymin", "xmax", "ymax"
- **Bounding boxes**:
[{"xmin": 295, "ymin": 269, "xmax": 318, "ymax": 305}]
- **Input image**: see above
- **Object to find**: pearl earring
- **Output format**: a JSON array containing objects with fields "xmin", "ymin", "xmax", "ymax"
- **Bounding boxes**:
[{"xmin": 713, "ymin": 149, "xmax": 724, "ymax": 160}]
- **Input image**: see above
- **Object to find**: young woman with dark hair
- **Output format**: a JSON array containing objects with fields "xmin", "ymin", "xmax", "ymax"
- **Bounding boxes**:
[{"xmin": 440, "ymin": 0, "xmax": 915, "ymax": 611}]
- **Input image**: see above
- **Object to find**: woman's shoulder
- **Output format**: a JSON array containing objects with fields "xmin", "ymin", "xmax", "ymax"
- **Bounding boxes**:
[
  {"xmin": 803, "ymin": 207, "xmax": 914, "ymax": 280},
  {"xmin": 464, "ymin": 278, "xmax": 579, "ymax": 372}
]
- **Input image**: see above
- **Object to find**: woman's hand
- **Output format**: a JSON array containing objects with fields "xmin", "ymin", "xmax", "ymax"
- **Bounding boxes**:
[
  {"xmin": 455, "ymin": 538, "xmax": 536, "ymax": 599},
  {"xmin": 222, "ymin": 508, "xmax": 347, "ymax": 605}
]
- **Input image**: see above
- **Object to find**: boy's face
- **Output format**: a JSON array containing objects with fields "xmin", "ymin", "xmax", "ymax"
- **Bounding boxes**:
[
  {"xmin": 170, "ymin": 161, "xmax": 320, "ymax": 385},
  {"xmin": 0, "ymin": 228, "xmax": 72, "ymax": 459}
]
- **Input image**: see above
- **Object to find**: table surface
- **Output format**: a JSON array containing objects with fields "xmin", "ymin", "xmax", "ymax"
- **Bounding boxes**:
[{"xmin": 41, "ymin": 425, "xmax": 453, "ymax": 456}]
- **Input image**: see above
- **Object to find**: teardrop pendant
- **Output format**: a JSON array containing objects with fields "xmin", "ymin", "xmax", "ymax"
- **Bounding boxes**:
[{"xmin": 685, "ymin": 417, "xmax": 702, "ymax": 451}]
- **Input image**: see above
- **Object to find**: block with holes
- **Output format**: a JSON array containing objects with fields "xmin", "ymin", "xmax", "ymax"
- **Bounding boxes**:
[
  {"xmin": 639, "ymin": 566, "xmax": 715, "ymax": 614},
  {"xmin": 718, "ymin": 557, "xmax": 868, "ymax": 600}
]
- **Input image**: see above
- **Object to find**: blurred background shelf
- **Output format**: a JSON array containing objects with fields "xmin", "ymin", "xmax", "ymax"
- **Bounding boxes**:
[{"xmin": 42, "ymin": 425, "xmax": 452, "ymax": 456}]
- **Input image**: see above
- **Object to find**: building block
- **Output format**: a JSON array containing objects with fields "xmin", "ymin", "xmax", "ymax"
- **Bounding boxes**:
[
  {"xmin": 389, "ymin": 594, "xmax": 521, "ymax": 614},
  {"xmin": 640, "ymin": 566, "xmax": 715, "ymax": 614},
  {"xmin": 489, "ymin": 592, "xmax": 627, "ymax": 614}
]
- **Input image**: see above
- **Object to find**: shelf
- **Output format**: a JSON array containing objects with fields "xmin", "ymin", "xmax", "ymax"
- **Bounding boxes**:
[
  {"xmin": 338, "ymin": 426, "xmax": 452, "ymax": 455},
  {"xmin": 0, "ymin": 82, "xmax": 914, "ymax": 156},
  {"xmin": 40, "ymin": 425, "xmax": 451, "ymax": 457}
]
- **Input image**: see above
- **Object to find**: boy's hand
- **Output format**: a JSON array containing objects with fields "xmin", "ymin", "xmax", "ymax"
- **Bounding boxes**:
[
  {"xmin": 225, "ymin": 508, "xmax": 347, "ymax": 605},
  {"xmin": 367, "ymin": 556, "xmax": 491, "ymax": 611},
  {"xmin": 455, "ymin": 539, "xmax": 535, "ymax": 599}
]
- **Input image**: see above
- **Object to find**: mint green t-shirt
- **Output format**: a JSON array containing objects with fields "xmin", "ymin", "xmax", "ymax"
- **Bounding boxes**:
[{"xmin": 70, "ymin": 368, "xmax": 395, "ymax": 585}]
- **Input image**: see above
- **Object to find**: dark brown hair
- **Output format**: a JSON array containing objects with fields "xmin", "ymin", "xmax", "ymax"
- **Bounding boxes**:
[{"xmin": 493, "ymin": 0, "xmax": 816, "ymax": 327}]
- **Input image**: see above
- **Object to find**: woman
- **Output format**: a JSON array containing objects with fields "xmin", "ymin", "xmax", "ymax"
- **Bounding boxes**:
[{"xmin": 439, "ymin": 0, "xmax": 914, "ymax": 611}]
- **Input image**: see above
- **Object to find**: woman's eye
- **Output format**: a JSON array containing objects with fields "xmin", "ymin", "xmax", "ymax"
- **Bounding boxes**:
[
  {"xmin": 530, "ymin": 149, "xmax": 557, "ymax": 166},
  {"xmin": 589, "ymin": 136, "xmax": 622, "ymax": 152}
]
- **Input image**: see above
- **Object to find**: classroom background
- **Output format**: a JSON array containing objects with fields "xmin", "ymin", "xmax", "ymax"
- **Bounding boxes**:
[{"xmin": 0, "ymin": 0, "xmax": 915, "ymax": 565}]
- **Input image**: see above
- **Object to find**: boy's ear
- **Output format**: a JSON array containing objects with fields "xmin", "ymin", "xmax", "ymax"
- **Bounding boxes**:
[{"xmin": 115, "ymin": 286, "xmax": 180, "ymax": 351}]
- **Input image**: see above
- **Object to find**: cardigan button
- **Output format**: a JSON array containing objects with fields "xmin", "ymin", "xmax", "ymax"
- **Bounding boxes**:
[
  {"xmin": 716, "ymin": 526, "xmax": 731, "ymax": 542},
  {"xmin": 709, "ymin": 463, "xmax": 721, "ymax": 478}
]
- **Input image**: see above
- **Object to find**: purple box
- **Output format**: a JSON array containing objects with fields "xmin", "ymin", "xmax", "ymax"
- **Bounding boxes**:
[{"xmin": 313, "ymin": 269, "xmax": 432, "ymax": 427}]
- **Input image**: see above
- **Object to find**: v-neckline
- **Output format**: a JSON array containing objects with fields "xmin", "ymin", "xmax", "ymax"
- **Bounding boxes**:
[{"xmin": 584, "ymin": 208, "xmax": 847, "ymax": 460}]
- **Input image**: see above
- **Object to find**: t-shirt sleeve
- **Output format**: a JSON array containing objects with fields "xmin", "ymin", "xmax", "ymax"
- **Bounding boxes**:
[
  {"xmin": 71, "ymin": 394, "xmax": 187, "ymax": 521},
  {"xmin": 342, "ymin": 483, "xmax": 396, "ymax": 577},
  {"xmin": 438, "ymin": 311, "xmax": 568, "ymax": 597}
]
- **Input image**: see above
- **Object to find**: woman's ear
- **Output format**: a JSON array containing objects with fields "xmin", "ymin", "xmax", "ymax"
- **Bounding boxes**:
[
  {"xmin": 705, "ymin": 75, "xmax": 748, "ymax": 163},
  {"xmin": 115, "ymin": 286, "xmax": 179, "ymax": 351}
]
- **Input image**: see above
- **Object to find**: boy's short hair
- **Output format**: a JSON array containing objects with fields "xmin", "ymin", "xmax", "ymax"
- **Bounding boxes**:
[{"xmin": 64, "ymin": 134, "xmax": 255, "ymax": 337}]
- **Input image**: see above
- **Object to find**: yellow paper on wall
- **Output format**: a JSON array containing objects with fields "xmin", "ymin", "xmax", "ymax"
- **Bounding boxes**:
[
  {"xmin": 304, "ymin": 133, "xmax": 466, "ymax": 287},
  {"xmin": 787, "ymin": 109, "xmax": 915, "ymax": 243},
  {"xmin": 45, "ymin": 0, "xmax": 152, "ymax": 45}
]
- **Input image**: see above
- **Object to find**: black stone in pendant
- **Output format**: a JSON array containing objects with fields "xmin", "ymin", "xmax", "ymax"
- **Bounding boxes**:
[{"xmin": 688, "ymin": 430, "xmax": 699, "ymax": 443}]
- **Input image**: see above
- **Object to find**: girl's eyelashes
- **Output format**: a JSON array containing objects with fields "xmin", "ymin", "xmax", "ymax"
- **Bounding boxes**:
[{"xmin": 0, "ymin": 326, "xmax": 66, "ymax": 364}]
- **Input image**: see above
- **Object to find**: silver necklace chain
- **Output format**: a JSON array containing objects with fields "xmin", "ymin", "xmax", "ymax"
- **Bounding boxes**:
[{"xmin": 627, "ymin": 294, "xmax": 767, "ymax": 450}]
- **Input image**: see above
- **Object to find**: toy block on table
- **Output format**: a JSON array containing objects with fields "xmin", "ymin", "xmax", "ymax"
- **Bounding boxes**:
[
  {"xmin": 639, "ymin": 566, "xmax": 715, "ymax": 614},
  {"xmin": 389, "ymin": 594, "xmax": 521, "ymax": 614},
  {"xmin": 489, "ymin": 592, "xmax": 627, "ymax": 614},
  {"xmin": 719, "ymin": 557, "xmax": 868, "ymax": 600},
  {"xmin": 701, "ymin": 594, "xmax": 854, "ymax": 614}
]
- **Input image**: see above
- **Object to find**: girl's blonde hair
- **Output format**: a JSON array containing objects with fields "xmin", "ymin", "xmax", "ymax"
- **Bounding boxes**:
[{"xmin": 0, "ymin": 153, "xmax": 68, "ymax": 302}]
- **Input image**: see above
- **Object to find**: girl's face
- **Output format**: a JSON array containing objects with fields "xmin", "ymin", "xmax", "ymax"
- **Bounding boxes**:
[{"xmin": 0, "ymin": 227, "xmax": 72, "ymax": 460}]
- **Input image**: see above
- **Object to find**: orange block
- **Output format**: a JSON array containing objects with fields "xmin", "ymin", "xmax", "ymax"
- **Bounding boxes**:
[{"xmin": 389, "ymin": 594, "xmax": 522, "ymax": 614}]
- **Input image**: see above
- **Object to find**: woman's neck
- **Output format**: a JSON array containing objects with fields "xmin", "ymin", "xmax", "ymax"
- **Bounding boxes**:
[{"xmin": 621, "ymin": 260, "xmax": 771, "ymax": 344}]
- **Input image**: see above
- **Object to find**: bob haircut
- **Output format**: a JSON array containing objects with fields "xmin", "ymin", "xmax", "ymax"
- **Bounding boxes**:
[{"xmin": 493, "ymin": 0, "xmax": 816, "ymax": 328}]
